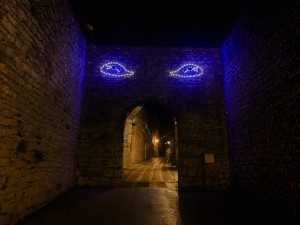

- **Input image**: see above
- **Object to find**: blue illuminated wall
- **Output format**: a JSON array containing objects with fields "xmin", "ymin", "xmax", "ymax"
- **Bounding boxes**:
[
  {"xmin": 222, "ymin": 1, "xmax": 298, "ymax": 209},
  {"xmin": 78, "ymin": 46, "xmax": 229, "ymax": 189}
]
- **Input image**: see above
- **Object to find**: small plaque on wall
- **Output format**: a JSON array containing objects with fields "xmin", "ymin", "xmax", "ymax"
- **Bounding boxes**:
[{"xmin": 204, "ymin": 154, "xmax": 214, "ymax": 163}]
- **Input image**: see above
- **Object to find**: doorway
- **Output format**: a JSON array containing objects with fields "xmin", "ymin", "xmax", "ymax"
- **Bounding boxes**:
[{"xmin": 122, "ymin": 102, "xmax": 178, "ymax": 189}]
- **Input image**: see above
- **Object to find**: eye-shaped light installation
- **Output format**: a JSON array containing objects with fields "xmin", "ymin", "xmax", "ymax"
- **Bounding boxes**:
[
  {"xmin": 100, "ymin": 62, "xmax": 134, "ymax": 77},
  {"xmin": 169, "ymin": 64, "xmax": 203, "ymax": 78}
]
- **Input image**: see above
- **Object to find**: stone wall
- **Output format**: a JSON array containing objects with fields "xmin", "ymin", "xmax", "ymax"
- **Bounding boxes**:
[
  {"xmin": 128, "ymin": 108, "xmax": 153, "ymax": 164},
  {"xmin": 0, "ymin": 0, "xmax": 86, "ymax": 224},
  {"xmin": 78, "ymin": 46, "xmax": 229, "ymax": 189},
  {"xmin": 222, "ymin": 0, "xmax": 299, "ymax": 208}
]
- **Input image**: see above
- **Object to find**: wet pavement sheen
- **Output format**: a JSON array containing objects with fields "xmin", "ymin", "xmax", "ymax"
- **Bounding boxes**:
[
  {"xmin": 18, "ymin": 187, "xmax": 299, "ymax": 225},
  {"xmin": 122, "ymin": 157, "xmax": 178, "ymax": 190},
  {"xmin": 18, "ymin": 157, "xmax": 299, "ymax": 225}
]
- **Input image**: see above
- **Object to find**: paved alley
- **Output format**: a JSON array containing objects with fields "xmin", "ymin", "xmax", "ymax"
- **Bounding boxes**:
[
  {"xmin": 122, "ymin": 157, "xmax": 178, "ymax": 190},
  {"xmin": 18, "ymin": 157, "xmax": 298, "ymax": 225}
]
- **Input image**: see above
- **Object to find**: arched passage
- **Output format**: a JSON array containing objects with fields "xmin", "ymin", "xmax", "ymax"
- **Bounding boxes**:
[{"xmin": 122, "ymin": 102, "xmax": 178, "ymax": 189}]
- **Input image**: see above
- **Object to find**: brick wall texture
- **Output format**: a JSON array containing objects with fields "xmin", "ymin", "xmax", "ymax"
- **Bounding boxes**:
[
  {"xmin": 78, "ymin": 46, "xmax": 230, "ymax": 190},
  {"xmin": 0, "ymin": 0, "xmax": 86, "ymax": 224},
  {"xmin": 222, "ymin": 1, "xmax": 299, "ymax": 206}
]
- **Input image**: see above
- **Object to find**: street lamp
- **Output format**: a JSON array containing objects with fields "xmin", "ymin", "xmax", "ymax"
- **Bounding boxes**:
[{"xmin": 152, "ymin": 136, "xmax": 159, "ymax": 157}]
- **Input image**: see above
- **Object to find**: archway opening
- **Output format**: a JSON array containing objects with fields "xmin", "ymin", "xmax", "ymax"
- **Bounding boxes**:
[{"xmin": 122, "ymin": 102, "xmax": 178, "ymax": 189}]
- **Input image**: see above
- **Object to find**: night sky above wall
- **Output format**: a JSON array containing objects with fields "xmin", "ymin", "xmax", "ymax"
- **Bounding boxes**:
[{"xmin": 68, "ymin": 1, "xmax": 245, "ymax": 47}]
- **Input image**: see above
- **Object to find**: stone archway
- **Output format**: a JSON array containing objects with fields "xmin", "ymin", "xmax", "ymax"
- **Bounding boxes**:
[
  {"xmin": 122, "ymin": 101, "xmax": 176, "ymax": 166},
  {"xmin": 121, "ymin": 102, "xmax": 178, "ymax": 188}
]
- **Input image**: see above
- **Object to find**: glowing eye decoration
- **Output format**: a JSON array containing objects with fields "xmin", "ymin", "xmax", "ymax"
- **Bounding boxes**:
[
  {"xmin": 100, "ymin": 62, "xmax": 134, "ymax": 77},
  {"xmin": 169, "ymin": 64, "xmax": 203, "ymax": 78}
]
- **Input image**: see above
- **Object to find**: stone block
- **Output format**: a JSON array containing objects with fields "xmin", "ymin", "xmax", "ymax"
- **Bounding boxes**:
[
  {"xmin": 87, "ymin": 177, "xmax": 103, "ymax": 186},
  {"xmin": 77, "ymin": 176, "xmax": 88, "ymax": 186},
  {"xmin": 103, "ymin": 168, "xmax": 114, "ymax": 177},
  {"xmin": 0, "ymin": 176, "xmax": 8, "ymax": 189},
  {"xmin": 0, "ymin": 214, "xmax": 11, "ymax": 225},
  {"xmin": 113, "ymin": 168, "xmax": 122, "ymax": 177},
  {"xmin": 0, "ymin": 116, "xmax": 17, "ymax": 126}
]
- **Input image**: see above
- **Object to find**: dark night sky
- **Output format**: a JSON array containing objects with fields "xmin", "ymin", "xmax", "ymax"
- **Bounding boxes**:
[{"xmin": 68, "ymin": 1, "xmax": 245, "ymax": 47}]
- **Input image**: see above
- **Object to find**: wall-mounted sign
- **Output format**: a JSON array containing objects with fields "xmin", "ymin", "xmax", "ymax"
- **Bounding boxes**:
[{"xmin": 204, "ymin": 153, "xmax": 214, "ymax": 163}]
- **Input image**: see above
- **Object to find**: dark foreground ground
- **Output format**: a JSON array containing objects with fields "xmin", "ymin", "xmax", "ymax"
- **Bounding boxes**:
[{"xmin": 18, "ymin": 187, "xmax": 299, "ymax": 225}]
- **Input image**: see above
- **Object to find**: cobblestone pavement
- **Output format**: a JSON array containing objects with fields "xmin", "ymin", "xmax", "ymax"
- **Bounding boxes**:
[{"xmin": 122, "ymin": 157, "xmax": 178, "ymax": 190}]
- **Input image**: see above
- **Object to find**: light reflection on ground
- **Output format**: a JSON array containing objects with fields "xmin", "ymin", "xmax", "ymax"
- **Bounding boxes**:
[{"xmin": 122, "ymin": 157, "xmax": 178, "ymax": 190}]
